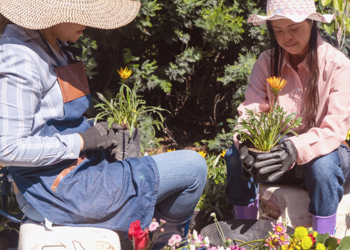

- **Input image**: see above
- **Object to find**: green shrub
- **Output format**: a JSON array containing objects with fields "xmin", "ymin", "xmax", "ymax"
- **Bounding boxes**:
[
  {"xmin": 196, "ymin": 152, "xmax": 231, "ymax": 221},
  {"xmin": 72, "ymin": 0, "xmax": 270, "ymax": 150}
]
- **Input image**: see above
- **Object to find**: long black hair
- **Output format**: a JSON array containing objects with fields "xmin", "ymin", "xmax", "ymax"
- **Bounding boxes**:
[{"xmin": 266, "ymin": 20, "xmax": 319, "ymax": 132}]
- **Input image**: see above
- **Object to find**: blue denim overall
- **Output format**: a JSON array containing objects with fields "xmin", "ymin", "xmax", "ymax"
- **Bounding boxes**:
[{"xmin": 5, "ymin": 35, "xmax": 159, "ymax": 233}]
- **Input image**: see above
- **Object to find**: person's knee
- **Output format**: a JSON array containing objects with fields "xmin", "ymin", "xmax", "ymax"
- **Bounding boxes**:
[
  {"xmin": 308, "ymin": 153, "xmax": 344, "ymax": 185},
  {"xmin": 179, "ymin": 150, "xmax": 208, "ymax": 181}
]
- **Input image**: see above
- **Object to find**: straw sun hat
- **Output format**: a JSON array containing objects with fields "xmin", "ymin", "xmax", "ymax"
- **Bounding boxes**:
[
  {"xmin": 248, "ymin": 0, "xmax": 334, "ymax": 26},
  {"xmin": 0, "ymin": 0, "xmax": 141, "ymax": 30}
]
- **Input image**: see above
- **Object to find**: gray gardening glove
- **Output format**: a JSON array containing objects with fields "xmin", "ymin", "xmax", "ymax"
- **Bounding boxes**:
[
  {"xmin": 253, "ymin": 140, "xmax": 297, "ymax": 182},
  {"xmin": 240, "ymin": 145, "xmax": 255, "ymax": 180},
  {"xmin": 79, "ymin": 122, "xmax": 123, "ymax": 152}
]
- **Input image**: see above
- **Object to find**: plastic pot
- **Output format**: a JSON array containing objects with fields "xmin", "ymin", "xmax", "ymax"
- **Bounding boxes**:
[{"xmin": 105, "ymin": 128, "xmax": 142, "ymax": 162}]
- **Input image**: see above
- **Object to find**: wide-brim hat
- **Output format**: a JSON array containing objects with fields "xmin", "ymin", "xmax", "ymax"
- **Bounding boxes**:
[
  {"xmin": 248, "ymin": 0, "xmax": 334, "ymax": 26},
  {"xmin": 0, "ymin": 0, "xmax": 141, "ymax": 30}
]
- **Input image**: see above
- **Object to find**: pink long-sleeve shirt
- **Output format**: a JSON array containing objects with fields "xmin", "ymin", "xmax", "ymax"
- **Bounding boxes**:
[{"xmin": 234, "ymin": 36, "xmax": 350, "ymax": 165}]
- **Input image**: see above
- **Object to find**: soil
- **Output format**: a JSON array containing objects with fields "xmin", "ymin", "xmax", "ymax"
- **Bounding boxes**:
[{"xmin": 248, "ymin": 147, "xmax": 271, "ymax": 153}]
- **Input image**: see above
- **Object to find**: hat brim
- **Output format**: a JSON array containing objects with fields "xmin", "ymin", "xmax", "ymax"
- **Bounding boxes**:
[
  {"xmin": 0, "ymin": 0, "xmax": 141, "ymax": 30},
  {"xmin": 248, "ymin": 13, "xmax": 335, "ymax": 26}
]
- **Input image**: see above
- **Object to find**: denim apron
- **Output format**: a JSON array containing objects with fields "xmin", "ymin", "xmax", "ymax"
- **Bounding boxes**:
[{"xmin": 4, "ymin": 35, "xmax": 159, "ymax": 233}]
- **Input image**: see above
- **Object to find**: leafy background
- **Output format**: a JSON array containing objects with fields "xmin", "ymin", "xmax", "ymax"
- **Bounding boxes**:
[
  {"xmin": 2, "ymin": 0, "xmax": 349, "ymax": 236},
  {"xmin": 74, "ymin": 0, "xmax": 270, "ymax": 152},
  {"xmin": 70, "ymin": 0, "xmax": 350, "ymax": 223},
  {"xmin": 73, "ymin": 0, "xmax": 350, "ymax": 153}
]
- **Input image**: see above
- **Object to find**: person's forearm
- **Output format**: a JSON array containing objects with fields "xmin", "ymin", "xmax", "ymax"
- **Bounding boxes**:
[{"xmin": 0, "ymin": 133, "xmax": 81, "ymax": 167}]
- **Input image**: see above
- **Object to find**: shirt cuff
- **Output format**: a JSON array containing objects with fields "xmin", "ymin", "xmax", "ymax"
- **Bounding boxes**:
[{"xmin": 64, "ymin": 133, "xmax": 81, "ymax": 159}]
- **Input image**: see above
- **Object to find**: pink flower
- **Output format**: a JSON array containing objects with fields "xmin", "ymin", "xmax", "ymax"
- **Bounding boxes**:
[
  {"xmin": 168, "ymin": 234, "xmax": 182, "ymax": 246},
  {"xmin": 148, "ymin": 221, "xmax": 160, "ymax": 232},
  {"xmin": 208, "ymin": 247, "xmax": 218, "ymax": 250},
  {"xmin": 271, "ymin": 222, "xmax": 286, "ymax": 235},
  {"xmin": 264, "ymin": 234, "xmax": 281, "ymax": 250},
  {"xmin": 197, "ymin": 234, "xmax": 204, "ymax": 242},
  {"xmin": 160, "ymin": 219, "xmax": 166, "ymax": 224}
]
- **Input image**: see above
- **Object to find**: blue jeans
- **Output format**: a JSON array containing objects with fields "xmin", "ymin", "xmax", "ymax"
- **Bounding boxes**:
[
  {"xmin": 16, "ymin": 150, "xmax": 207, "ymax": 223},
  {"xmin": 225, "ymin": 145, "xmax": 345, "ymax": 216}
]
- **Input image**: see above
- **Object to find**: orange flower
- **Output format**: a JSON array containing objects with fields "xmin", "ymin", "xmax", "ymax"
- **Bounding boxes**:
[
  {"xmin": 267, "ymin": 76, "xmax": 287, "ymax": 94},
  {"xmin": 117, "ymin": 67, "xmax": 133, "ymax": 80}
]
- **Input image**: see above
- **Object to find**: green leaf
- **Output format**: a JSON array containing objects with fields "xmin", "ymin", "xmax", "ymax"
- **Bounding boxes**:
[
  {"xmin": 213, "ymin": 206, "xmax": 223, "ymax": 218},
  {"xmin": 325, "ymin": 237, "xmax": 339, "ymax": 250},
  {"xmin": 338, "ymin": 236, "xmax": 350, "ymax": 250},
  {"xmin": 316, "ymin": 234, "xmax": 326, "ymax": 245},
  {"xmin": 321, "ymin": 0, "xmax": 332, "ymax": 6},
  {"xmin": 323, "ymin": 21, "xmax": 335, "ymax": 35},
  {"xmin": 334, "ymin": 0, "xmax": 344, "ymax": 12},
  {"xmin": 344, "ymin": 17, "xmax": 350, "ymax": 31}
]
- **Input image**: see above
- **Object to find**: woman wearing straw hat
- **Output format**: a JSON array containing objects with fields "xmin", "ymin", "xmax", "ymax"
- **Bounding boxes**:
[
  {"xmin": 225, "ymin": 0, "xmax": 350, "ymax": 235},
  {"xmin": 0, "ymin": 0, "xmax": 207, "ymax": 248}
]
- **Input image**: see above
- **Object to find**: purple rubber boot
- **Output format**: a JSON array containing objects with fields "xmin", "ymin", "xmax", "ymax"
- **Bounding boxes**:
[
  {"xmin": 233, "ymin": 194, "xmax": 259, "ymax": 220},
  {"xmin": 312, "ymin": 213, "xmax": 337, "ymax": 235}
]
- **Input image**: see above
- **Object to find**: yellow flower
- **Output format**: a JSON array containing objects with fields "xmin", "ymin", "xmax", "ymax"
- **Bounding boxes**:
[
  {"xmin": 198, "ymin": 151, "xmax": 207, "ymax": 158},
  {"xmin": 281, "ymin": 244, "xmax": 296, "ymax": 250},
  {"xmin": 346, "ymin": 129, "xmax": 350, "ymax": 140},
  {"xmin": 280, "ymin": 234, "xmax": 287, "ymax": 242},
  {"xmin": 221, "ymin": 149, "xmax": 227, "ymax": 158},
  {"xmin": 300, "ymin": 236, "xmax": 313, "ymax": 249},
  {"xmin": 117, "ymin": 67, "xmax": 133, "ymax": 80},
  {"xmin": 316, "ymin": 243, "xmax": 326, "ymax": 250},
  {"xmin": 294, "ymin": 227, "xmax": 308, "ymax": 239},
  {"xmin": 288, "ymin": 239, "xmax": 302, "ymax": 250},
  {"xmin": 312, "ymin": 231, "xmax": 318, "ymax": 238},
  {"xmin": 267, "ymin": 76, "xmax": 287, "ymax": 94},
  {"xmin": 167, "ymin": 148, "xmax": 175, "ymax": 152}
]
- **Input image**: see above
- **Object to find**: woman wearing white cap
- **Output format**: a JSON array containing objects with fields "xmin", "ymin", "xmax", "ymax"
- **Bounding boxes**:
[
  {"xmin": 225, "ymin": 0, "xmax": 350, "ymax": 234},
  {"xmin": 0, "ymin": 0, "xmax": 207, "ymax": 248}
]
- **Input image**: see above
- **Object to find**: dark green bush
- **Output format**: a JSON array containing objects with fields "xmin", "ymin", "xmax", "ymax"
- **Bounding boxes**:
[{"xmin": 75, "ymin": 0, "xmax": 269, "ymax": 150}]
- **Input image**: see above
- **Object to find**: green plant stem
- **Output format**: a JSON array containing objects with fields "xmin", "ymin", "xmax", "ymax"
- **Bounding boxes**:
[
  {"xmin": 238, "ymin": 239, "xmax": 264, "ymax": 247},
  {"xmin": 269, "ymin": 94, "xmax": 276, "ymax": 116},
  {"xmin": 231, "ymin": 239, "xmax": 257, "ymax": 247},
  {"xmin": 213, "ymin": 216, "xmax": 227, "ymax": 246}
]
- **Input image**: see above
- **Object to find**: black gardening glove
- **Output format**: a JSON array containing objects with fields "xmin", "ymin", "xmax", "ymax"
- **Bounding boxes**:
[
  {"xmin": 240, "ymin": 145, "xmax": 255, "ymax": 180},
  {"xmin": 253, "ymin": 140, "xmax": 297, "ymax": 182},
  {"xmin": 79, "ymin": 122, "xmax": 123, "ymax": 152}
]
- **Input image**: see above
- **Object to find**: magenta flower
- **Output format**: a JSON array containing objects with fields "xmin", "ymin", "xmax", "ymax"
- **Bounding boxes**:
[
  {"xmin": 148, "ymin": 221, "xmax": 160, "ymax": 232},
  {"xmin": 168, "ymin": 234, "xmax": 182, "ymax": 246},
  {"xmin": 271, "ymin": 222, "xmax": 286, "ymax": 235},
  {"xmin": 264, "ymin": 234, "xmax": 281, "ymax": 250}
]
